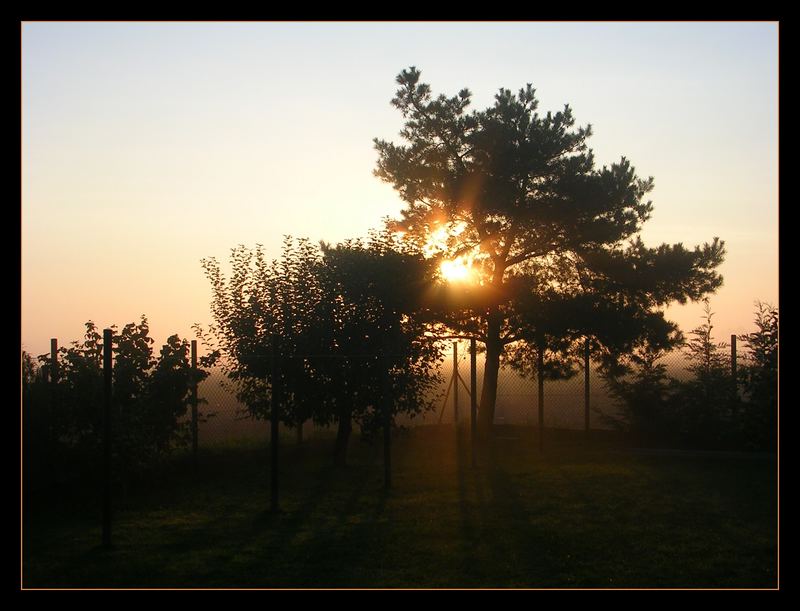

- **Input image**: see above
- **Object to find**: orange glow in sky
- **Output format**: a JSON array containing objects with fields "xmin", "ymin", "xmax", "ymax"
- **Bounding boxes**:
[{"xmin": 21, "ymin": 22, "xmax": 778, "ymax": 357}]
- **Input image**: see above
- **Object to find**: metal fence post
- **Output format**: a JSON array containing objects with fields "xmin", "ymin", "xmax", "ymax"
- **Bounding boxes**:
[
  {"xmin": 383, "ymin": 353, "xmax": 392, "ymax": 490},
  {"xmin": 470, "ymin": 338, "xmax": 477, "ymax": 467},
  {"xmin": 102, "ymin": 328, "xmax": 113, "ymax": 548},
  {"xmin": 270, "ymin": 337, "xmax": 280, "ymax": 513},
  {"xmin": 191, "ymin": 340, "xmax": 198, "ymax": 470},
  {"xmin": 452, "ymin": 341, "xmax": 459, "ymax": 425},
  {"xmin": 49, "ymin": 338, "xmax": 58, "ymax": 458},
  {"xmin": 731, "ymin": 334, "xmax": 738, "ymax": 417},
  {"xmin": 50, "ymin": 338, "xmax": 58, "ymax": 384},
  {"xmin": 584, "ymin": 337, "xmax": 590, "ymax": 435},
  {"xmin": 538, "ymin": 344, "xmax": 544, "ymax": 453}
]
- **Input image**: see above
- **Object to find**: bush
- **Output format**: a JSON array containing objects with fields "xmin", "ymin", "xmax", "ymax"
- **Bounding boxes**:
[
  {"xmin": 602, "ymin": 301, "xmax": 777, "ymax": 451},
  {"xmin": 674, "ymin": 301, "xmax": 736, "ymax": 448},
  {"xmin": 23, "ymin": 318, "xmax": 210, "ymax": 491},
  {"xmin": 737, "ymin": 302, "xmax": 778, "ymax": 450},
  {"xmin": 602, "ymin": 343, "xmax": 683, "ymax": 447}
]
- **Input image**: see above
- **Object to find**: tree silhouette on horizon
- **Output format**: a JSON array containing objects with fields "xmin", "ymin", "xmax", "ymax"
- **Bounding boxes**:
[
  {"xmin": 201, "ymin": 234, "xmax": 442, "ymax": 466},
  {"xmin": 374, "ymin": 66, "xmax": 726, "ymax": 432}
]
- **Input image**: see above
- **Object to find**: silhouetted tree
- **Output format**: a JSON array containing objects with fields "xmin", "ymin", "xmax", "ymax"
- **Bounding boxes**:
[
  {"xmin": 374, "ymin": 66, "xmax": 725, "ymax": 432},
  {"xmin": 602, "ymin": 301, "xmax": 778, "ymax": 451},
  {"xmin": 201, "ymin": 238, "xmax": 325, "ymax": 432},
  {"xmin": 201, "ymin": 234, "xmax": 442, "ymax": 466},
  {"xmin": 738, "ymin": 302, "xmax": 778, "ymax": 450},
  {"xmin": 601, "ymin": 340, "xmax": 682, "ymax": 446},
  {"xmin": 675, "ymin": 301, "xmax": 735, "ymax": 447},
  {"xmin": 318, "ymin": 232, "xmax": 442, "ymax": 465},
  {"xmin": 23, "ymin": 319, "xmax": 209, "ymax": 490}
]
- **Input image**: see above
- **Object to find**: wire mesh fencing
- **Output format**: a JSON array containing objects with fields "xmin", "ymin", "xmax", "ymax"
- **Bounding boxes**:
[
  {"xmin": 23, "ymin": 334, "xmax": 746, "ymax": 455},
  {"xmin": 191, "ymin": 340, "xmax": 736, "ymax": 445}
]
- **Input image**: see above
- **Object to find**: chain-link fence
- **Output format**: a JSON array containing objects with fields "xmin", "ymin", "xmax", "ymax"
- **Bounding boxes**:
[
  {"xmin": 23, "ymin": 325, "xmax": 769, "ymax": 555},
  {"xmin": 22, "ymin": 333, "xmax": 747, "ymax": 455},
  {"xmin": 193, "ymin": 340, "xmax": 740, "ymax": 443}
]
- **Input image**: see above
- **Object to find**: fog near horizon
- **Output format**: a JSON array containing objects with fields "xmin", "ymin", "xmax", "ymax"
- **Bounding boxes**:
[
  {"xmin": 21, "ymin": 22, "xmax": 778, "ymax": 358},
  {"xmin": 193, "ymin": 341, "xmax": 724, "ymax": 442}
]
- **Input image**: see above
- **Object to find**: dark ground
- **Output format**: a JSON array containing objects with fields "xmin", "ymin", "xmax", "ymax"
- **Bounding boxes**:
[{"xmin": 23, "ymin": 425, "xmax": 778, "ymax": 589}]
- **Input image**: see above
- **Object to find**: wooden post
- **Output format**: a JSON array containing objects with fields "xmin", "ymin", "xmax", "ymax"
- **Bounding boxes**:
[
  {"xmin": 270, "ymin": 338, "xmax": 280, "ymax": 513},
  {"xmin": 49, "ymin": 338, "xmax": 58, "ymax": 458},
  {"xmin": 50, "ymin": 338, "xmax": 58, "ymax": 383},
  {"xmin": 584, "ymin": 337, "xmax": 590, "ymax": 435},
  {"xmin": 538, "ymin": 344, "xmax": 544, "ymax": 453},
  {"xmin": 382, "ymin": 353, "xmax": 392, "ymax": 490},
  {"xmin": 191, "ymin": 340, "xmax": 198, "ymax": 469},
  {"xmin": 452, "ymin": 341, "xmax": 459, "ymax": 425},
  {"xmin": 102, "ymin": 328, "xmax": 113, "ymax": 548},
  {"xmin": 731, "ymin": 334, "xmax": 738, "ymax": 415},
  {"xmin": 470, "ymin": 338, "xmax": 477, "ymax": 467}
]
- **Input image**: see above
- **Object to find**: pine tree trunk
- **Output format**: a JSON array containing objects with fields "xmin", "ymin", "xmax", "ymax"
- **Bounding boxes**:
[
  {"xmin": 478, "ymin": 310, "xmax": 503, "ymax": 434},
  {"xmin": 334, "ymin": 406, "xmax": 352, "ymax": 467}
]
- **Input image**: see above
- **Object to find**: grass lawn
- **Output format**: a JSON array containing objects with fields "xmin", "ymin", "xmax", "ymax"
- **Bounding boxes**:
[{"xmin": 22, "ymin": 425, "xmax": 777, "ymax": 589}]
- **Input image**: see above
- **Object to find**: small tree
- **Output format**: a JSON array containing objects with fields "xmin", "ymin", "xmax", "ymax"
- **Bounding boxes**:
[
  {"xmin": 201, "ymin": 238, "xmax": 330, "ymax": 434},
  {"xmin": 601, "ymin": 301, "xmax": 778, "ymax": 451},
  {"xmin": 738, "ymin": 302, "xmax": 778, "ymax": 450},
  {"xmin": 601, "ymin": 341, "xmax": 682, "ymax": 446},
  {"xmin": 318, "ymin": 232, "xmax": 442, "ymax": 464},
  {"xmin": 39, "ymin": 322, "xmax": 106, "ymax": 477},
  {"xmin": 201, "ymin": 234, "xmax": 442, "ymax": 466},
  {"xmin": 677, "ymin": 301, "xmax": 733, "ymax": 448}
]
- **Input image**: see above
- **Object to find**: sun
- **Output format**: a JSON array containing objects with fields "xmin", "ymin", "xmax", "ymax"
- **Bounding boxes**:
[
  {"xmin": 440, "ymin": 257, "xmax": 474, "ymax": 283},
  {"xmin": 396, "ymin": 218, "xmax": 482, "ymax": 284}
]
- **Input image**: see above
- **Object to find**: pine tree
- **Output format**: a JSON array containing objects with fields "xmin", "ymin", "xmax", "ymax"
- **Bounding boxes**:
[{"xmin": 374, "ymin": 67, "xmax": 726, "ymax": 432}]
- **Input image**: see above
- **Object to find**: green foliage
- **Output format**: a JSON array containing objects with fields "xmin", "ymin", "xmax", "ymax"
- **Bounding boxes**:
[
  {"xmin": 374, "ymin": 67, "xmax": 725, "ymax": 424},
  {"xmin": 200, "ymin": 233, "xmax": 443, "ymax": 457},
  {"xmin": 203, "ymin": 237, "xmax": 320, "ymax": 424},
  {"xmin": 23, "ymin": 319, "xmax": 209, "ymax": 488},
  {"xmin": 318, "ymin": 231, "xmax": 443, "ymax": 435},
  {"xmin": 738, "ymin": 302, "xmax": 778, "ymax": 450},
  {"xmin": 201, "ymin": 237, "xmax": 329, "ymax": 425},
  {"xmin": 601, "ymin": 301, "xmax": 777, "ymax": 450},
  {"xmin": 603, "ymin": 343, "xmax": 681, "ymax": 445},
  {"xmin": 677, "ymin": 301, "xmax": 735, "ymax": 447}
]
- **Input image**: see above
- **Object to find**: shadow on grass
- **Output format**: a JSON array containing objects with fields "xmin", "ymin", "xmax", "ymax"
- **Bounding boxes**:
[{"xmin": 23, "ymin": 426, "xmax": 777, "ymax": 588}]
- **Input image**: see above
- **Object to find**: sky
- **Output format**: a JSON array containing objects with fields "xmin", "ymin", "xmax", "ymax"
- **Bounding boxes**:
[{"xmin": 21, "ymin": 21, "xmax": 779, "ymax": 358}]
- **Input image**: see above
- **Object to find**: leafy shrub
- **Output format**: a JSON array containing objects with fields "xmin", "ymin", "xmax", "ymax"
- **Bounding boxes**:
[
  {"xmin": 23, "ymin": 318, "xmax": 210, "ymax": 491},
  {"xmin": 737, "ymin": 302, "xmax": 778, "ymax": 450},
  {"xmin": 602, "ymin": 301, "xmax": 777, "ymax": 451}
]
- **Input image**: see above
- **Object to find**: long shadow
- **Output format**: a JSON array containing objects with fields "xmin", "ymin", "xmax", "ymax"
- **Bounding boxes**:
[
  {"xmin": 128, "ymin": 451, "xmax": 347, "ymax": 587},
  {"xmin": 96, "ymin": 441, "xmax": 354, "ymax": 587},
  {"xmin": 225, "ymin": 444, "xmax": 378, "ymax": 587},
  {"xmin": 465, "ymin": 428, "xmax": 597, "ymax": 587},
  {"xmin": 455, "ymin": 427, "xmax": 558, "ymax": 587},
  {"xmin": 336, "ymin": 438, "xmax": 384, "ymax": 522},
  {"xmin": 488, "ymin": 431, "xmax": 695, "ymax": 587},
  {"xmin": 28, "ymin": 433, "xmax": 396, "ymax": 588},
  {"xmin": 455, "ymin": 425, "xmax": 482, "ymax": 585},
  {"xmin": 256, "ymin": 437, "xmax": 389, "ymax": 588},
  {"xmin": 480, "ymin": 459, "xmax": 564, "ymax": 587}
]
